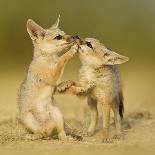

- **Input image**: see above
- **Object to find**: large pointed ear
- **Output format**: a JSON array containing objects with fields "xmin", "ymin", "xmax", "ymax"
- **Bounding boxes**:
[
  {"xmin": 27, "ymin": 19, "xmax": 45, "ymax": 40},
  {"xmin": 50, "ymin": 15, "xmax": 60, "ymax": 29},
  {"xmin": 104, "ymin": 49, "xmax": 129, "ymax": 65}
]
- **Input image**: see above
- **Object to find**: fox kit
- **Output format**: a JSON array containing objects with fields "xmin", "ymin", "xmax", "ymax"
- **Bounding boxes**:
[
  {"xmin": 18, "ymin": 17, "xmax": 77, "ymax": 140},
  {"xmin": 57, "ymin": 37, "xmax": 129, "ymax": 142}
]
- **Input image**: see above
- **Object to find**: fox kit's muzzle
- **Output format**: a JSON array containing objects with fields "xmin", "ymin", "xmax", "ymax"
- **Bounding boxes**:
[
  {"xmin": 71, "ymin": 35, "xmax": 80, "ymax": 39},
  {"xmin": 64, "ymin": 35, "xmax": 75, "ymax": 43},
  {"xmin": 71, "ymin": 36, "xmax": 85, "ymax": 48}
]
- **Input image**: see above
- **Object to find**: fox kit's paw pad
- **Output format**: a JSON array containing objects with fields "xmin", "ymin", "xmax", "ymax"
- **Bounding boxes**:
[{"xmin": 57, "ymin": 80, "xmax": 75, "ymax": 92}]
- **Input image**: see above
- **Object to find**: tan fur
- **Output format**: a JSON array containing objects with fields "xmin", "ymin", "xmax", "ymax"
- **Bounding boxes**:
[
  {"xmin": 57, "ymin": 38, "xmax": 129, "ymax": 142},
  {"xmin": 18, "ymin": 17, "xmax": 77, "ymax": 140}
]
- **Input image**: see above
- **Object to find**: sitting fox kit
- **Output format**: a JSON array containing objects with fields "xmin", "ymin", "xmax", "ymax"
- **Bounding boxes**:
[
  {"xmin": 18, "ymin": 17, "xmax": 77, "ymax": 140},
  {"xmin": 57, "ymin": 38, "xmax": 129, "ymax": 142}
]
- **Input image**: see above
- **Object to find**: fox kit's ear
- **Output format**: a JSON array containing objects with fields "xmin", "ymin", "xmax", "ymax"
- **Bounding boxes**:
[
  {"xmin": 27, "ymin": 19, "xmax": 45, "ymax": 40},
  {"xmin": 50, "ymin": 15, "xmax": 60, "ymax": 29},
  {"xmin": 104, "ymin": 49, "xmax": 129, "ymax": 65}
]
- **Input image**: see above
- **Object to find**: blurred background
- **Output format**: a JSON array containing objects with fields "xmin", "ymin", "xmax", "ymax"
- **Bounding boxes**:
[{"xmin": 0, "ymin": 0, "xmax": 155, "ymax": 120}]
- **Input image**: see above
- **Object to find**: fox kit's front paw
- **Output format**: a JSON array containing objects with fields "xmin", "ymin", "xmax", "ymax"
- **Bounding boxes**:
[
  {"xmin": 71, "ymin": 46, "xmax": 78, "ymax": 57},
  {"xmin": 58, "ymin": 131, "xmax": 67, "ymax": 140},
  {"xmin": 76, "ymin": 88, "xmax": 88, "ymax": 95},
  {"xmin": 102, "ymin": 130, "xmax": 113, "ymax": 143},
  {"xmin": 57, "ymin": 80, "xmax": 75, "ymax": 92},
  {"xmin": 67, "ymin": 44, "xmax": 78, "ymax": 58},
  {"xmin": 87, "ymin": 125, "xmax": 96, "ymax": 136},
  {"xmin": 76, "ymin": 83, "xmax": 95, "ymax": 95},
  {"xmin": 72, "ymin": 44, "xmax": 78, "ymax": 53},
  {"xmin": 87, "ymin": 130, "xmax": 95, "ymax": 137}
]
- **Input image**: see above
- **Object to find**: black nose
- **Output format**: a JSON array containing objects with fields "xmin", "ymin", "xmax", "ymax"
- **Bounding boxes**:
[{"xmin": 71, "ymin": 35, "xmax": 80, "ymax": 39}]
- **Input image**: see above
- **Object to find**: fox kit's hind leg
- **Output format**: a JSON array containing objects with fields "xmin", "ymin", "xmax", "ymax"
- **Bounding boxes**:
[
  {"xmin": 87, "ymin": 96, "xmax": 98, "ymax": 136},
  {"xmin": 100, "ymin": 99, "xmax": 111, "ymax": 143},
  {"xmin": 24, "ymin": 109, "xmax": 67, "ymax": 140},
  {"xmin": 23, "ymin": 112, "xmax": 42, "ymax": 133},
  {"xmin": 23, "ymin": 112, "xmax": 57, "ymax": 140},
  {"xmin": 112, "ymin": 100, "xmax": 122, "ymax": 139},
  {"xmin": 22, "ymin": 112, "xmax": 44, "ymax": 140},
  {"xmin": 49, "ymin": 106, "xmax": 67, "ymax": 140}
]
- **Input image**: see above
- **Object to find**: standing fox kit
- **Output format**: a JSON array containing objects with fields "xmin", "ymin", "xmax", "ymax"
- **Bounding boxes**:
[
  {"xmin": 18, "ymin": 17, "xmax": 77, "ymax": 140},
  {"xmin": 57, "ymin": 38, "xmax": 129, "ymax": 142}
]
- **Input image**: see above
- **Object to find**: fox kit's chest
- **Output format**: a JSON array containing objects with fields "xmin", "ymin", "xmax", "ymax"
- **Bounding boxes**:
[
  {"xmin": 79, "ymin": 66, "xmax": 96, "ymax": 82},
  {"xmin": 36, "ymin": 85, "xmax": 55, "ymax": 112},
  {"xmin": 80, "ymin": 65, "xmax": 118, "ymax": 95},
  {"xmin": 30, "ymin": 57, "xmax": 58, "ymax": 83},
  {"xmin": 79, "ymin": 66, "xmax": 110, "ymax": 83}
]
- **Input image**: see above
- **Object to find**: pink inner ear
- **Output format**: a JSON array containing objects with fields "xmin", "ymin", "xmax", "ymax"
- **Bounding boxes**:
[
  {"xmin": 31, "ymin": 27, "xmax": 45, "ymax": 38},
  {"xmin": 31, "ymin": 29, "xmax": 38, "ymax": 38}
]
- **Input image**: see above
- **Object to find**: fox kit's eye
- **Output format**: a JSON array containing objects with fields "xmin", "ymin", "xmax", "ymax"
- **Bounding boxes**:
[
  {"xmin": 86, "ymin": 42, "xmax": 93, "ymax": 49},
  {"xmin": 54, "ymin": 35, "xmax": 63, "ymax": 40}
]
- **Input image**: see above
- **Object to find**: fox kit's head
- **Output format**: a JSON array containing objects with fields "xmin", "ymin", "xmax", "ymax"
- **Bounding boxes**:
[
  {"xmin": 77, "ymin": 38, "xmax": 129, "ymax": 67},
  {"xmin": 27, "ymin": 16, "xmax": 73, "ymax": 57}
]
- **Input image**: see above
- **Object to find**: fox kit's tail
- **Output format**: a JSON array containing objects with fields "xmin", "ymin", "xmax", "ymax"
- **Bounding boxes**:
[{"xmin": 119, "ymin": 92, "xmax": 124, "ymax": 120}]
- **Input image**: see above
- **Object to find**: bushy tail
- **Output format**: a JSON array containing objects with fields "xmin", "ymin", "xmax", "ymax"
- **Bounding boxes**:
[
  {"xmin": 119, "ymin": 92, "xmax": 124, "ymax": 120},
  {"xmin": 65, "ymin": 122, "xmax": 83, "ymax": 141}
]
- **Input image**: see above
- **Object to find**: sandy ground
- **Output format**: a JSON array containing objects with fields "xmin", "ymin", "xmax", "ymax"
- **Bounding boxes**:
[
  {"xmin": 0, "ymin": 111, "xmax": 155, "ymax": 155},
  {"xmin": 0, "ymin": 68, "xmax": 155, "ymax": 155}
]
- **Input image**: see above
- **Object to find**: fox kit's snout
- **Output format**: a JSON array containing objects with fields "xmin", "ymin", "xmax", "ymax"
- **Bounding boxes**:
[{"xmin": 71, "ymin": 36, "xmax": 86, "ymax": 50}]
